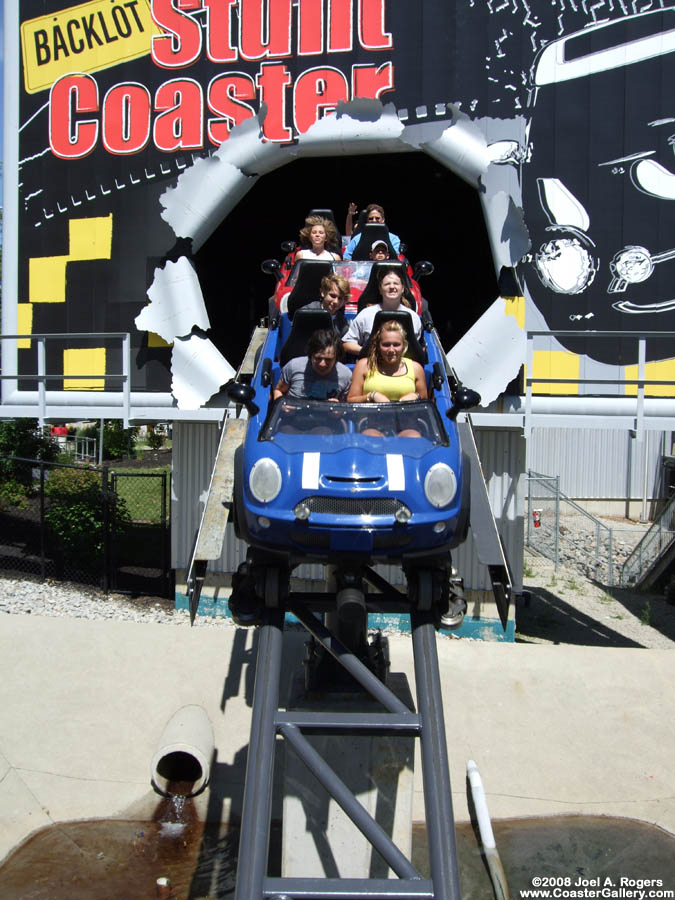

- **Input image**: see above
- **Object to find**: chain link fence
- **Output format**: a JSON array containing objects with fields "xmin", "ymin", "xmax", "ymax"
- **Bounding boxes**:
[
  {"xmin": 619, "ymin": 492, "xmax": 675, "ymax": 588},
  {"xmin": 525, "ymin": 471, "xmax": 648, "ymax": 586},
  {"xmin": 0, "ymin": 456, "xmax": 170, "ymax": 596}
]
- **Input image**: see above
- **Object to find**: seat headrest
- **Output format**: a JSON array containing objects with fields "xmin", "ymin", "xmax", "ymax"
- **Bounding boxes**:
[{"xmin": 351, "ymin": 224, "xmax": 397, "ymax": 261}]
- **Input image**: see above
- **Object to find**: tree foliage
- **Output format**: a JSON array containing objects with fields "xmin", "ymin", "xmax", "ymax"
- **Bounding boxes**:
[
  {"xmin": 0, "ymin": 419, "xmax": 60, "ymax": 486},
  {"xmin": 44, "ymin": 467, "xmax": 131, "ymax": 569}
]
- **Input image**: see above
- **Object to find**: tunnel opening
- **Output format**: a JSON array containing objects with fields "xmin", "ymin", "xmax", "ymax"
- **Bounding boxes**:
[{"xmin": 194, "ymin": 151, "xmax": 499, "ymax": 366}]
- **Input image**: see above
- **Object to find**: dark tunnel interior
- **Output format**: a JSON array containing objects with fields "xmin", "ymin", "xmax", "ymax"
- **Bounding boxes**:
[{"xmin": 195, "ymin": 151, "xmax": 499, "ymax": 367}]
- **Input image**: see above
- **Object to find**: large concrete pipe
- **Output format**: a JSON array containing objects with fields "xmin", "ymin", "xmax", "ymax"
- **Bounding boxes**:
[{"xmin": 151, "ymin": 705, "xmax": 214, "ymax": 797}]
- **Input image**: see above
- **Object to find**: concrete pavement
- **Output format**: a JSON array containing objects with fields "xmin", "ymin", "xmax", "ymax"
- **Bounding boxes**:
[{"xmin": 1, "ymin": 614, "xmax": 674, "ymax": 865}]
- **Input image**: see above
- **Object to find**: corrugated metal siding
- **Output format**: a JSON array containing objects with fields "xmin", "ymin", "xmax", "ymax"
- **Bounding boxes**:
[
  {"xmin": 454, "ymin": 427, "xmax": 525, "ymax": 593},
  {"xmin": 172, "ymin": 422, "xmax": 525, "ymax": 593},
  {"xmin": 171, "ymin": 421, "xmax": 220, "ymax": 570},
  {"xmin": 526, "ymin": 428, "xmax": 669, "ymax": 499}
]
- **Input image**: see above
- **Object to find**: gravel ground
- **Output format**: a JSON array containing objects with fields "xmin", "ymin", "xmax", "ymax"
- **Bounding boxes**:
[
  {"xmin": 0, "ymin": 578, "xmax": 224, "ymax": 628},
  {"xmin": 1, "ymin": 515, "xmax": 673, "ymax": 647}
]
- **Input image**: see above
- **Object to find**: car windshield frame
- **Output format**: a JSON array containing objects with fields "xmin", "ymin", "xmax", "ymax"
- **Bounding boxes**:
[{"xmin": 259, "ymin": 398, "xmax": 450, "ymax": 450}]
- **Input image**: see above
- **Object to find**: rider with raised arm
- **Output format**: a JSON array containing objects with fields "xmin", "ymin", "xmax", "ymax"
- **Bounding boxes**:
[{"xmin": 343, "ymin": 204, "xmax": 401, "ymax": 259}]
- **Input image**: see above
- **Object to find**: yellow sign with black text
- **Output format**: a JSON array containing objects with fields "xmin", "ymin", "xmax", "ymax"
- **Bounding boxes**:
[{"xmin": 21, "ymin": 0, "xmax": 159, "ymax": 94}]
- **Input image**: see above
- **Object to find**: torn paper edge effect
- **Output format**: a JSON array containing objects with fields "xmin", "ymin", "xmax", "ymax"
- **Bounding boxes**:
[
  {"xmin": 136, "ymin": 257, "xmax": 210, "ymax": 344},
  {"xmin": 446, "ymin": 297, "xmax": 526, "ymax": 408},
  {"xmin": 171, "ymin": 334, "xmax": 236, "ymax": 410},
  {"xmin": 147, "ymin": 100, "xmax": 532, "ymax": 409},
  {"xmin": 419, "ymin": 110, "xmax": 490, "ymax": 187},
  {"xmin": 159, "ymin": 155, "xmax": 259, "ymax": 251}
]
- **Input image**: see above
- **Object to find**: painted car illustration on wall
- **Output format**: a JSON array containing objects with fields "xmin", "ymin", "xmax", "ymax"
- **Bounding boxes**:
[{"xmin": 520, "ymin": 7, "xmax": 675, "ymax": 364}]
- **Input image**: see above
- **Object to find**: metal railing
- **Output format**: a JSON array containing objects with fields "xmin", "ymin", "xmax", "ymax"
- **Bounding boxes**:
[
  {"xmin": 525, "ymin": 330, "xmax": 675, "ymax": 437},
  {"xmin": 0, "ymin": 332, "xmax": 131, "ymax": 426},
  {"xmin": 52, "ymin": 434, "xmax": 98, "ymax": 461},
  {"xmin": 526, "ymin": 471, "xmax": 649, "ymax": 586},
  {"xmin": 619, "ymin": 492, "xmax": 675, "ymax": 588}
]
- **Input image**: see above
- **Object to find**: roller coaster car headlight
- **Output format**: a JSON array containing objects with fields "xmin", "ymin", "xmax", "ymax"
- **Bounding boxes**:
[
  {"xmin": 249, "ymin": 458, "xmax": 282, "ymax": 503},
  {"xmin": 424, "ymin": 463, "xmax": 458, "ymax": 509}
]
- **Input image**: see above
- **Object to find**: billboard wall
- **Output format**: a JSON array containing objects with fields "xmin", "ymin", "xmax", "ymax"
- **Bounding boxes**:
[{"xmin": 3, "ymin": 0, "xmax": 675, "ymax": 413}]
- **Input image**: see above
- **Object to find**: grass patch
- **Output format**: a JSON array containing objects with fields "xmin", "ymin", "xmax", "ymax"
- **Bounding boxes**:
[
  {"xmin": 111, "ymin": 467, "xmax": 171, "ymax": 523},
  {"xmin": 640, "ymin": 597, "xmax": 652, "ymax": 627},
  {"xmin": 523, "ymin": 563, "xmax": 534, "ymax": 578}
]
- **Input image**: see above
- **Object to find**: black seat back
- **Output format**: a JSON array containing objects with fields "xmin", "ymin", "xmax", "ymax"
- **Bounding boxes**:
[
  {"xmin": 351, "ymin": 223, "xmax": 397, "ymax": 261},
  {"xmin": 361, "ymin": 309, "xmax": 426, "ymax": 365},
  {"xmin": 357, "ymin": 261, "xmax": 415, "ymax": 312},
  {"xmin": 279, "ymin": 308, "xmax": 333, "ymax": 366},
  {"xmin": 287, "ymin": 260, "xmax": 334, "ymax": 317}
]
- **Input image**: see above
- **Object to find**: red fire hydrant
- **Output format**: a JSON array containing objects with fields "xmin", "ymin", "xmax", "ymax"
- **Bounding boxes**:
[{"xmin": 533, "ymin": 509, "xmax": 542, "ymax": 528}]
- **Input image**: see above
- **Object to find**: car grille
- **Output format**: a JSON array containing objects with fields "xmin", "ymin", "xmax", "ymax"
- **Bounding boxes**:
[
  {"xmin": 290, "ymin": 530, "xmax": 411, "ymax": 550},
  {"xmin": 302, "ymin": 496, "xmax": 406, "ymax": 516}
]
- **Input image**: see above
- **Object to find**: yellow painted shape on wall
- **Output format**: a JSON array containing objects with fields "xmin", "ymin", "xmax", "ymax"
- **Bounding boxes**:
[
  {"xmin": 68, "ymin": 214, "xmax": 113, "ymax": 260},
  {"xmin": 17, "ymin": 304, "xmax": 34, "ymax": 348},
  {"xmin": 29, "ymin": 257, "xmax": 68, "ymax": 303},
  {"xmin": 29, "ymin": 214, "xmax": 113, "ymax": 304},
  {"xmin": 624, "ymin": 359, "xmax": 675, "ymax": 398},
  {"xmin": 531, "ymin": 350, "xmax": 580, "ymax": 394},
  {"xmin": 21, "ymin": 0, "xmax": 160, "ymax": 94},
  {"xmin": 503, "ymin": 295, "xmax": 525, "ymax": 330},
  {"xmin": 63, "ymin": 347, "xmax": 106, "ymax": 391},
  {"xmin": 148, "ymin": 332, "xmax": 172, "ymax": 348}
]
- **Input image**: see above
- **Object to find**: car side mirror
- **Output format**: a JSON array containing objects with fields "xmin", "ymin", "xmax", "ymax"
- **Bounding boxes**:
[
  {"xmin": 261, "ymin": 259, "xmax": 282, "ymax": 281},
  {"xmin": 225, "ymin": 381, "xmax": 260, "ymax": 416},
  {"xmin": 413, "ymin": 260, "xmax": 434, "ymax": 280},
  {"xmin": 447, "ymin": 386, "xmax": 481, "ymax": 420}
]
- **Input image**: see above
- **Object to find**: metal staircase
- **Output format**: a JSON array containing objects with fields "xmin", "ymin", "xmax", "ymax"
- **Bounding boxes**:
[{"xmin": 619, "ymin": 492, "xmax": 675, "ymax": 590}]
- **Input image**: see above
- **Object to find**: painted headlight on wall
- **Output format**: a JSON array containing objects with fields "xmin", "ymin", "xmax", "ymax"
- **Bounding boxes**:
[
  {"xmin": 249, "ymin": 458, "xmax": 282, "ymax": 503},
  {"xmin": 424, "ymin": 463, "xmax": 457, "ymax": 508},
  {"xmin": 534, "ymin": 236, "xmax": 597, "ymax": 294}
]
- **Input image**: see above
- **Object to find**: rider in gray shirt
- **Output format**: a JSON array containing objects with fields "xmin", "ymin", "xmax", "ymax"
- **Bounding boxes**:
[{"xmin": 274, "ymin": 330, "xmax": 352, "ymax": 401}]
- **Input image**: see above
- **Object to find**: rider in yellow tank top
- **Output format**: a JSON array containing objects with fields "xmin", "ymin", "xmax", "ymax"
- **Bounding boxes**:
[{"xmin": 363, "ymin": 358, "xmax": 417, "ymax": 401}]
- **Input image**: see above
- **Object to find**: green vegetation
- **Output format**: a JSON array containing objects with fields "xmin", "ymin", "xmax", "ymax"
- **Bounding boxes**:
[
  {"xmin": 76, "ymin": 421, "xmax": 138, "ymax": 460},
  {"xmin": 146, "ymin": 427, "xmax": 165, "ymax": 450},
  {"xmin": 44, "ymin": 467, "xmax": 131, "ymax": 570},
  {"xmin": 640, "ymin": 597, "xmax": 652, "ymax": 627},
  {"xmin": 0, "ymin": 419, "xmax": 60, "ymax": 486},
  {"xmin": 111, "ymin": 467, "xmax": 171, "ymax": 523},
  {"xmin": 0, "ymin": 479, "xmax": 29, "ymax": 510}
]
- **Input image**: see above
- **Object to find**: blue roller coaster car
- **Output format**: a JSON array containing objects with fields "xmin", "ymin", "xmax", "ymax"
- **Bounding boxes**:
[{"xmin": 228, "ymin": 318, "xmax": 476, "ymax": 566}]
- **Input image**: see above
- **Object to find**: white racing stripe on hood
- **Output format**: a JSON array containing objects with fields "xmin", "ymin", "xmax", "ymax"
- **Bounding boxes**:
[
  {"xmin": 302, "ymin": 452, "xmax": 321, "ymax": 490},
  {"xmin": 386, "ymin": 454, "xmax": 405, "ymax": 491}
]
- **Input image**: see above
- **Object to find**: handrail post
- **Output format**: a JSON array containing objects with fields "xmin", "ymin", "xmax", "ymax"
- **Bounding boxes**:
[
  {"xmin": 525, "ymin": 333, "xmax": 534, "ymax": 437},
  {"xmin": 636, "ymin": 337, "xmax": 646, "ymax": 441},
  {"xmin": 37, "ymin": 338, "xmax": 46, "ymax": 426},
  {"xmin": 122, "ymin": 333, "xmax": 131, "ymax": 427},
  {"xmin": 39, "ymin": 463, "xmax": 46, "ymax": 582},
  {"xmin": 554, "ymin": 474, "xmax": 560, "ymax": 569}
]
